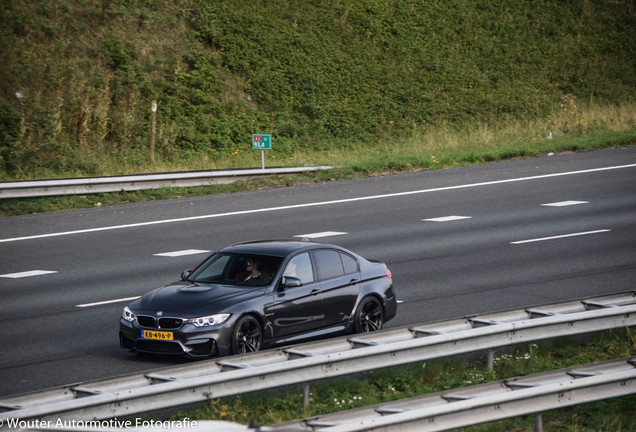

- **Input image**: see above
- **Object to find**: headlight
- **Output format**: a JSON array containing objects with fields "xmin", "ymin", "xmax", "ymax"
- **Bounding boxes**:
[
  {"xmin": 186, "ymin": 313, "xmax": 231, "ymax": 328},
  {"xmin": 122, "ymin": 306, "xmax": 136, "ymax": 322}
]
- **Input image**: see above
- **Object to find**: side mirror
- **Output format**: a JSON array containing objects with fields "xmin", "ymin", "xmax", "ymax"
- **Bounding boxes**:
[
  {"xmin": 281, "ymin": 276, "xmax": 302, "ymax": 288},
  {"xmin": 181, "ymin": 270, "xmax": 192, "ymax": 281}
]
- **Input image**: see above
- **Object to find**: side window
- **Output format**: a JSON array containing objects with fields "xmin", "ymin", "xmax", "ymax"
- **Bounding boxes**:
[
  {"xmin": 313, "ymin": 249, "xmax": 345, "ymax": 280},
  {"xmin": 340, "ymin": 252, "xmax": 359, "ymax": 274},
  {"xmin": 283, "ymin": 253, "xmax": 314, "ymax": 284}
]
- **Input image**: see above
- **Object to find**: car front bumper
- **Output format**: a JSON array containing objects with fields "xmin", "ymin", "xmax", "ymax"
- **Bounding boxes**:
[{"xmin": 119, "ymin": 319, "xmax": 233, "ymax": 358}]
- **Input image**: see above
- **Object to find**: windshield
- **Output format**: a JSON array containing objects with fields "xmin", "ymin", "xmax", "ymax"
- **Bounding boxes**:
[{"xmin": 187, "ymin": 253, "xmax": 283, "ymax": 286}]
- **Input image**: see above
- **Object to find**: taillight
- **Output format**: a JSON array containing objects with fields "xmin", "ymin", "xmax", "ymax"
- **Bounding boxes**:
[{"xmin": 386, "ymin": 269, "xmax": 393, "ymax": 281}]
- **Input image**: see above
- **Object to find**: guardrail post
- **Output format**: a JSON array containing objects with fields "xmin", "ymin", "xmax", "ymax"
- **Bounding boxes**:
[
  {"xmin": 487, "ymin": 349, "xmax": 495, "ymax": 370},
  {"xmin": 535, "ymin": 413, "xmax": 544, "ymax": 432},
  {"xmin": 303, "ymin": 383, "xmax": 310, "ymax": 415}
]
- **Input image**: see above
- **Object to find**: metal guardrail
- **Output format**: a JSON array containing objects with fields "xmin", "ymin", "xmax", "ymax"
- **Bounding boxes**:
[
  {"xmin": 0, "ymin": 166, "xmax": 334, "ymax": 199},
  {"xmin": 0, "ymin": 291, "xmax": 634, "ymax": 427},
  {"xmin": 276, "ymin": 357, "xmax": 636, "ymax": 432},
  {"xmin": 12, "ymin": 359, "xmax": 636, "ymax": 432}
]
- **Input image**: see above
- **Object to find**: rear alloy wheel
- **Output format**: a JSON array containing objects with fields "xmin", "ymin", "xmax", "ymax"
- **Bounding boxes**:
[
  {"xmin": 354, "ymin": 297, "xmax": 384, "ymax": 333},
  {"xmin": 231, "ymin": 316, "xmax": 262, "ymax": 354}
]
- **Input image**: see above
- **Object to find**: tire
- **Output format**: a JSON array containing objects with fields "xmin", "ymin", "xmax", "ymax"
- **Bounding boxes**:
[
  {"xmin": 354, "ymin": 296, "xmax": 384, "ymax": 333},
  {"xmin": 231, "ymin": 316, "xmax": 262, "ymax": 355}
]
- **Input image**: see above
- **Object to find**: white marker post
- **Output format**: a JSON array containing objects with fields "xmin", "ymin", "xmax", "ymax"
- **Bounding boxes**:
[
  {"xmin": 252, "ymin": 134, "xmax": 272, "ymax": 169},
  {"xmin": 150, "ymin": 100, "xmax": 157, "ymax": 163}
]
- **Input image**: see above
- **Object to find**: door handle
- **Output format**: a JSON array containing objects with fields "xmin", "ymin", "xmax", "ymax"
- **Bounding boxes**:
[{"xmin": 310, "ymin": 289, "xmax": 320, "ymax": 296}]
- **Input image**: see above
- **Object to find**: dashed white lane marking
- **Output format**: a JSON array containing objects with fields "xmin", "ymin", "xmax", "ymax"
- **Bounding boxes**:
[
  {"xmin": 423, "ymin": 216, "xmax": 472, "ymax": 222},
  {"xmin": 154, "ymin": 249, "xmax": 211, "ymax": 257},
  {"xmin": 1, "ymin": 163, "xmax": 634, "ymax": 244},
  {"xmin": 295, "ymin": 231, "xmax": 348, "ymax": 239},
  {"xmin": 511, "ymin": 229, "xmax": 611, "ymax": 244},
  {"xmin": 0, "ymin": 270, "xmax": 58, "ymax": 279},
  {"xmin": 76, "ymin": 296, "xmax": 141, "ymax": 308},
  {"xmin": 541, "ymin": 201, "xmax": 589, "ymax": 207}
]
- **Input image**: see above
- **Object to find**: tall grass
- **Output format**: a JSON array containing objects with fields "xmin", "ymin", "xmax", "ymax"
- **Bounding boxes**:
[{"xmin": 3, "ymin": 100, "xmax": 632, "ymax": 181}]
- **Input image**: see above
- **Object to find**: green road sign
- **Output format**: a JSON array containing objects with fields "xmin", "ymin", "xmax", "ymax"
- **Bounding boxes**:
[{"xmin": 252, "ymin": 134, "xmax": 272, "ymax": 150}]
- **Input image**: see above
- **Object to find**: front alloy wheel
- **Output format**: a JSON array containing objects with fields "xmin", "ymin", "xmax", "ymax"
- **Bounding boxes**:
[
  {"xmin": 231, "ymin": 316, "xmax": 262, "ymax": 354},
  {"xmin": 354, "ymin": 296, "xmax": 384, "ymax": 333}
]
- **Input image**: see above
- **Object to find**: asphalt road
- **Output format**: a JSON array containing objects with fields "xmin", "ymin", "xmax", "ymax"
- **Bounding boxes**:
[{"xmin": 1, "ymin": 147, "xmax": 635, "ymax": 398}]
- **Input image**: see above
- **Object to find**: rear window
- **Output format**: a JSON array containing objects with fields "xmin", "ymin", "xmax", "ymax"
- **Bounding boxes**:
[{"xmin": 313, "ymin": 249, "xmax": 358, "ymax": 280}]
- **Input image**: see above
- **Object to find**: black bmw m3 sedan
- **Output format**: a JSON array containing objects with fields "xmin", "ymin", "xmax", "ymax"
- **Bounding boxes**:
[{"xmin": 120, "ymin": 240, "xmax": 397, "ymax": 358}]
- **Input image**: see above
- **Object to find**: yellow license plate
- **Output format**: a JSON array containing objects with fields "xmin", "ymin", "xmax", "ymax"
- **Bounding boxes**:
[{"xmin": 142, "ymin": 330, "xmax": 173, "ymax": 341}]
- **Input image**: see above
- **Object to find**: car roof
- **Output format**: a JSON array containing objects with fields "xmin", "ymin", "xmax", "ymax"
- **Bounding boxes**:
[{"xmin": 219, "ymin": 239, "xmax": 334, "ymax": 257}]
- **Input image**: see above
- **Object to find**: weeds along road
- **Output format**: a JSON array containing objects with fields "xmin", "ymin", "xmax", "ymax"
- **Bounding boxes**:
[{"xmin": 0, "ymin": 146, "xmax": 635, "ymax": 397}]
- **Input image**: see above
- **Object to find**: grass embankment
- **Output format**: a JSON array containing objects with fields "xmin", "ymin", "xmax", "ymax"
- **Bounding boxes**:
[
  {"xmin": 169, "ymin": 330, "xmax": 635, "ymax": 431},
  {"xmin": 1, "ymin": 1, "xmax": 635, "ymax": 182}
]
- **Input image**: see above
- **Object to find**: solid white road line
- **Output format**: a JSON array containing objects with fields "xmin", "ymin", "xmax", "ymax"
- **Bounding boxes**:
[
  {"xmin": 2, "ymin": 163, "xmax": 634, "ymax": 244},
  {"xmin": 511, "ymin": 229, "xmax": 611, "ymax": 245},
  {"xmin": 154, "ymin": 249, "xmax": 211, "ymax": 257},
  {"xmin": 0, "ymin": 270, "xmax": 58, "ymax": 278},
  {"xmin": 76, "ymin": 296, "xmax": 141, "ymax": 308}
]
